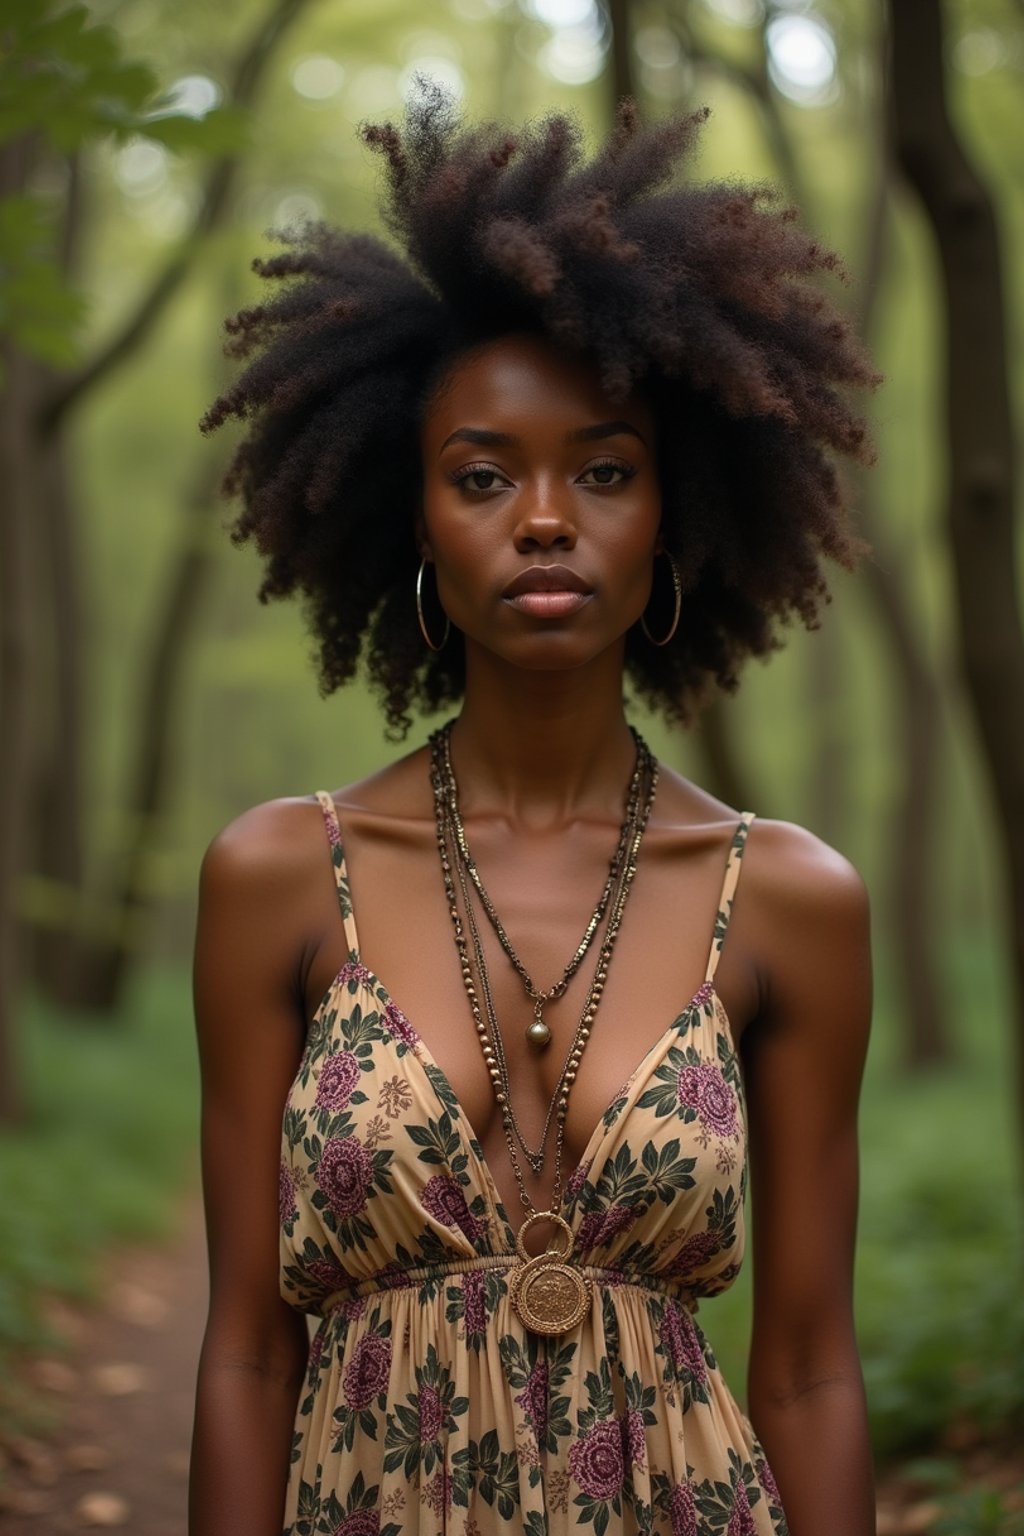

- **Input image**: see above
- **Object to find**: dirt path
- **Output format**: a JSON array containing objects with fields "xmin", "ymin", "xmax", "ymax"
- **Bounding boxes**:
[{"xmin": 0, "ymin": 1192, "xmax": 207, "ymax": 1534}]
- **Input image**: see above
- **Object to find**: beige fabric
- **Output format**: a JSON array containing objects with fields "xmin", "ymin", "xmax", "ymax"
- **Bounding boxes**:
[{"xmin": 277, "ymin": 795, "xmax": 786, "ymax": 1535}]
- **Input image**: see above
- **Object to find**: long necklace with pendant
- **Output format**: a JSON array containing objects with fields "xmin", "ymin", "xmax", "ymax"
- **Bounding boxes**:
[
  {"xmin": 437, "ymin": 723, "xmax": 645, "ymax": 1048},
  {"xmin": 429, "ymin": 723, "xmax": 657, "ymax": 1335},
  {"xmin": 433, "ymin": 722, "xmax": 652, "ymax": 1172}
]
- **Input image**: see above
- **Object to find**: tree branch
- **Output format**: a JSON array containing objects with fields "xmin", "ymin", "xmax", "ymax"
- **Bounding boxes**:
[
  {"xmin": 670, "ymin": 11, "xmax": 812, "ymax": 213},
  {"xmin": 41, "ymin": 0, "xmax": 309, "ymax": 430},
  {"xmin": 606, "ymin": 0, "xmax": 636, "ymax": 104}
]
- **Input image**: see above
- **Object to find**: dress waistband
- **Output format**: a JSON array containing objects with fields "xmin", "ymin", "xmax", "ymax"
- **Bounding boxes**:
[{"xmin": 320, "ymin": 1253, "xmax": 698, "ymax": 1313}]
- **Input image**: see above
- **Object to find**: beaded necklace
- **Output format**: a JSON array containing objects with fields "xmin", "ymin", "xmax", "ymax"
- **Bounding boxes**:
[{"xmin": 429, "ymin": 723, "xmax": 658, "ymax": 1334}]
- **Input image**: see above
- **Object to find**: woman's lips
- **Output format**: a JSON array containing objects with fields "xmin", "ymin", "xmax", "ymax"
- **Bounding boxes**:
[
  {"xmin": 502, "ymin": 564, "xmax": 593, "ymax": 617},
  {"xmin": 505, "ymin": 590, "xmax": 592, "ymax": 617}
]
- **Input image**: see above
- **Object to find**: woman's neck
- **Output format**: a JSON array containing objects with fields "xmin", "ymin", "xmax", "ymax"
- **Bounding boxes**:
[{"xmin": 449, "ymin": 646, "xmax": 638, "ymax": 827}]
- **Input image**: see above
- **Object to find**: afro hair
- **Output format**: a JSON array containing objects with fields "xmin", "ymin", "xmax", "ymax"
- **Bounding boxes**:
[{"xmin": 203, "ymin": 84, "xmax": 879, "ymax": 736}]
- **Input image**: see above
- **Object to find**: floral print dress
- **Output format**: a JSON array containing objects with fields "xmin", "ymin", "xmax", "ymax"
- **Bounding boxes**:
[{"xmin": 278, "ymin": 794, "xmax": 786, "ymax": 1536}]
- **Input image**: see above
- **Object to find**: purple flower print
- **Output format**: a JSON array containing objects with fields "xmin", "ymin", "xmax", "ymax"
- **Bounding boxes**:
[
  {"xmin": 621, "ymin": 1407, "xmax": 646, "ymax": 1470},
  {"xmin": 318, "ymin": 1136, "xmax": 373, "ymax": 1220},
  {"xmin": 307, "ymin": 1256, "xmax": 356, "ymax": 1294},
  {"xmin": 515, "ymin": 1360, "xmax": 549, "ymax": 1441},
  {"xmin": 669, "ymin": 1480, "xmax": 697, "ymax": 1536},
  {"xmin": 339, "ymin": 1296, "xmax": 367, "ymax": 1321},
  {"xmin": 422, "ymin": 1467, "xmax": 454, "ymax": 1516},
  {"xmin": 417, "ymin": 1383, "xmax": 444, "ymax": 1443},
  {"xmin": 337, "ymin": 960, "xmax": 372, "ymax": 988},
  {"xmin": 677, "ymin": 1063, "xmax": 737, "ymax": 1138},
  {"xmin": 659, "ymin": 1302, "xmax": 707, "ymax": 1387},
  {"xmin": 316, "ymin": 1050, "xmax": 361, "ymax": 1111},
  {"xmin": 568, "ymin": 1420, "xmax": 625, "ymax": 1500},
  {"xmin": 278, "ymin": 1161, "xmax": 297, "ymax": 1227},
  {"xmin": 727, "ymin": 1479, "xmax": 756, "ymax": 1536},
  {"xmin": 756, "ymin": 1456, "xmax": 781, "ymax": 1504},
  {"xmin": 342, "ymin": 1332, "xmax": 392, "ymax": 1409},
  {"xmin": 691, "ymin": 979, "xmax": 714, "ymax": 1011},
  {"xmin": 576, "ymin": 1203, "xmax": 637, "ymax": 1253},
  {"xmin": 565, "ymin": 1159, "xmax": 592, "ymax": 1203},
  {"xmin": 382, "ymin": 1000, "xmax": 418, "ymax": 1049},
  {"xmin": 461, "ymin": 1269, "xmax": 487, "ymax": 1336},
  {"xmin": 420, "ymin": 1175, "xmax": 484, "ymax": 1243},
  {"xmin": 670, "ymin": 1229, "xmax": 721, "ymax": 1278},
  {"xmin": 323, "ymin": 813, "xmax": 341, "ymax": 848},
  {"xmin": 332, "ymin": 1513, "xmax": 378, "ymax": 1536}
]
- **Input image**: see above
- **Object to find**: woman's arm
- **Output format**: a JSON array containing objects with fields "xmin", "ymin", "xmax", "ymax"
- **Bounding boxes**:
[
  {"xmin": 742, "ymin": 825, "xmax": 875, "ymax": 1536},
  {"xmin": 189, "ymin": 805, "xmax": 317, "ymax": 1536}
]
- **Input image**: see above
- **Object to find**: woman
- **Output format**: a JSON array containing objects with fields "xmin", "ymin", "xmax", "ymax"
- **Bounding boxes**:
[{"xmin": 190, "ymin": 93, "xmax": 878, "ymax": 1536}]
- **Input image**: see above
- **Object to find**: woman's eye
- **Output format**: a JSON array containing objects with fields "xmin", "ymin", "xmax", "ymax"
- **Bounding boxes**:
[
  {"xmin": 579, "ymin": 460, "xmax": 634, "ymax": 487},
  {"xmin": 452, "ymin": 465, "xmax": 507, "ymax": 493}
]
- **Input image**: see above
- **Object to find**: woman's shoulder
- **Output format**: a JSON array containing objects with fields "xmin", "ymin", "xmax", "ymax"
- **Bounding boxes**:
[
  {"xmin": 198, "ymin": 748, "xmax": 432, "ymax": 894},
  {"xmin": 201, "ymin": 794, "xmax": 324, "ymax": 878},
  {"xmin": 656, "ymin": 765, "xmax": 867, "ymax": 912},
  {"xmin": 742, "ymin": 815, "xmax": 869, "ymax": 932}
]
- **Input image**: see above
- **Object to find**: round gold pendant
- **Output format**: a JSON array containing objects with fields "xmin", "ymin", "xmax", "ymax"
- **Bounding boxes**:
[
  {"xmin": 526, "ymin": 1015, "xmax": 552, "ymax": 1047},
  {"xmin": 509, "ymin": 1212, "xmax": 590, "ymax": 1336}
]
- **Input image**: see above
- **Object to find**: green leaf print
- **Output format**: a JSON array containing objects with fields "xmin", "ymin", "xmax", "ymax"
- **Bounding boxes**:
[
  {"xmin": 293, "ymin": 1471, "xmax": 320, "ymax": 1534},
  {"xmin": 641, "ymin": 1137, "xmax": 697, "ymax": 1202},
  {"xmin": 283, "ymin": 1104, "xmax": 307, "ymax": 1151},
  {"xmin": 405, "ymin": 1111, "xmax": 462, "ymax": 1167},
  {"xmin": 691, "ymin": 1450, "xmax": 763, "ymax": 1532},
  {"xmin": 601, "ymin": 1288, "xmax": 621, "ymax": 1367},
  {"xmin": 422, "ymin": 1059, "xmax": 460, "ymax": 1118},
  {"xmin": 325, "ymin": 1472, "xmax": 401, "ymax": 1536},
  {"xmin": 472, "ymin": 1427, "xmax": 522, "ymax": 1518},
  {"xmin": 578, "ymin": 1356, "xmax": 615, "ymax": 1430},
  {"xmin": 383, "ymin": 1344, "xmax": 469, "ymax": 1479},
  {"xmin": 590, "ymin": 1141, "xmax": 650, "ymax": 1207},
  {"xmin": 636, "ymin": 1042, "xmax": 705, "ymax": 1121}
]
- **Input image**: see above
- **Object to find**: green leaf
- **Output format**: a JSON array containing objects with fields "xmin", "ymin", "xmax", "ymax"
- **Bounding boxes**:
[
  {"xmin": 141, "ymin": 104, "xmax": 247, "ymax": 157},
  {"xmin": 0, "ymin": 193, "xmax": 86, "ymax": 362}
]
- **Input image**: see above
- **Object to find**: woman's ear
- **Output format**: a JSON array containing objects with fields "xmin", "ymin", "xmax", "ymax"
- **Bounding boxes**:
[{"xmin": 415, "ymin": 512, "xmax": 431, "ymax": 561}]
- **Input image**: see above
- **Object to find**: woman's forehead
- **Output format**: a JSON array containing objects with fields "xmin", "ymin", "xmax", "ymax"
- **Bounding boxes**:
[{"xmin": 422, "ymin": 333, "xmax": 655, "ymax": 442}]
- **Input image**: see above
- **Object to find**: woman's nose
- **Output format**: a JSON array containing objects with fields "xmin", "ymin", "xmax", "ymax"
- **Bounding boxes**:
[{"xmin": 512, "ymin": 483, "xmax": 578, "ymax": 551}]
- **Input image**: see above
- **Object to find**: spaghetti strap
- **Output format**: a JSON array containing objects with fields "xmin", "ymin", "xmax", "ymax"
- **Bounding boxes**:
[
  {"xmin": 314, "ymin": 791, "xmax": 360, "ymax": 958},
  {"xmin": 704, "ymin": 811, "xmax": 755, "ymax": 983}
]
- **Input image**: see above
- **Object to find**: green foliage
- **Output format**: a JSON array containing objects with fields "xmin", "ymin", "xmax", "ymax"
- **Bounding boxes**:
[
  {"xmin": 0, "ymin": 971, "xmax": 197, "ymax": 1370},
  {"xmin": 0, "ymin": 0, "xmax": 242, "ymax": 152},
  {"xmin": 903, "ymin": 1458, "xmax": 1024, "ymax": 1536},
  {"xmin": 0, "ymin": 0, "xmax": 244, "ymax": 365},
  {"xmin": 0, "ymin": 194, "xmax": 85, "ymax": 363}
]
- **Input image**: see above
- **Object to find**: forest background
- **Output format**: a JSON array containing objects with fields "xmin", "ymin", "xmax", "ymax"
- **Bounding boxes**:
[{"xmin": 1, "ymin": 0, "xmax": 1023, "ymax": 1525}]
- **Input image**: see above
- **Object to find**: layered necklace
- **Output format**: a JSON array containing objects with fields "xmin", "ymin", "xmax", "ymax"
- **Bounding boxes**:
[{"xmin": 429, "ymin": 722, "xmax": 658, "ymax": 1335}]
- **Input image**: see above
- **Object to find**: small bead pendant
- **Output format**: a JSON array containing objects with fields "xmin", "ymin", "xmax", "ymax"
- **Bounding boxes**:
[{"xmin": 526, "ymin": 1015, "xmax": 552, "ymax": 1048}]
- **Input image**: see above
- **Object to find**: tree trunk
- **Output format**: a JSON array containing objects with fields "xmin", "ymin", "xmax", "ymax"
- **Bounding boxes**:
[
  {"xmin": 28, "ymin": 153, "xmax": 86, "ymax": 997},
  {"xmin": 853, "ymin": 159, "xmax": 953, "ymax": 1069},
  {"xmin": 607, "ymin": 0, "xmax": 636, "ymax": 104},
  {"xmin": 72, "ymin": 470, "xmax": 217, "ymax": 1010},
  {"xmin": 890, "ymin": 1, "xmax": 1024, "ymax": 1120},
  {"xmin": 26, "ymin": 0, "xmax": 311, "ymax": 1015},
  {"xmin": 0, "ymin": 141, "xmax": 40, "ymax": 1123}
]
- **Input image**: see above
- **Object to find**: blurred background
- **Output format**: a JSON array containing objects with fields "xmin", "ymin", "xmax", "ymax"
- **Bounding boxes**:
[{"xmin": 1, "ymin": 0, "xmax": 1022, "ymax": 1528}]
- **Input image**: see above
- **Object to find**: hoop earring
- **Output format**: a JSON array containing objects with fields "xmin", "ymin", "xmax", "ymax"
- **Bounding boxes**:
[
  {"xmin": 416, "ymin": 558, "xmax": 450, "ymax": 652},
  {"xmin": 640, "ymin": 550, "xmax": 682, "ymax": 647}
]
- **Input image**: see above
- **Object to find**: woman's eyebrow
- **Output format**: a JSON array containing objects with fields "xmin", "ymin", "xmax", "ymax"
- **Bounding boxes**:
[
  {"xmin": 439, "ymin": 420, "xmax": 646, "ymax": 455},
  {"xmin": 439, "ymin": 427, "xmax": 517, "ymax": 453},
  {"xmin": 568, "ymin": 420, "xmax": 647, "ymax": 446}
]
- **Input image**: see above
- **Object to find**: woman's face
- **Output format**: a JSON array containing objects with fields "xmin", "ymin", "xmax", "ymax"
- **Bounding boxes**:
[{"xmin": 419, "ymin": 334, "xmax": 661, "ymax": 674}]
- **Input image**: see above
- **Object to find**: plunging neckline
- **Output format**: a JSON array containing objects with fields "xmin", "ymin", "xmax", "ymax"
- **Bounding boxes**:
[
  {"xmin": 308, "ymin": 959, "xmax": 726, "ymax": 1244},
  {"xmin": 309, "ymin": 793, "xmax": 752, "ymax": 1243}
]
